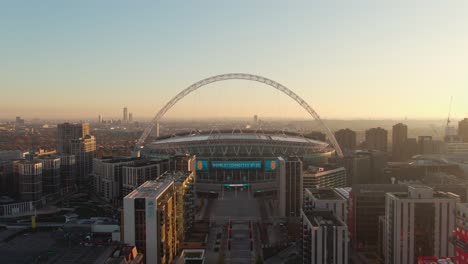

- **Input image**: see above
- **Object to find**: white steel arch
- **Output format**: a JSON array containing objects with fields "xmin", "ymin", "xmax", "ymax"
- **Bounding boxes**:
[{"xmin": 135, "ymin": 73, "xmax": 344, "ymax": 157}]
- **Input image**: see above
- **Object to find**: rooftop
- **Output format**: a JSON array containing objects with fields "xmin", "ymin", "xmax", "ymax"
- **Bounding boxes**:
[
  {"xmin": 148, "ymin": 130, "xmax": 328, "ymax": 146},
  {"xmin": 303, "ymin": 209, "xmax": 345, "ymax": 227},
  {"xmin": 305, "ymin": 188, "xmax": 347, "ymax": 201},
  {"xmin": 124, "ymin": 180, "xmax": 173, "ymax": 200}
]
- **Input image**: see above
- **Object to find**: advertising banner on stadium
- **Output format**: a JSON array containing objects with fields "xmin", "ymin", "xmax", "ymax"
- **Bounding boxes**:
[
  {"xmin": 265, "ymin": 160, "xmax": 278, "ymax": 171},
  {"xmin": 196, "ymin": 160, "xmax": 209, "ymax": 170},
  {"xmin": 212, "ymin": 161, "xmax": 261, "ymax": 169}
]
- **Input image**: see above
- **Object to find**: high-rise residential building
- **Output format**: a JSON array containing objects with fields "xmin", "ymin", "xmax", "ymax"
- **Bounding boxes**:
[
  {"xmin": 122, "ymin": 161, "xmax": 162, "ymax": 197},
  {"xmin": 343, "ymin": 150, "xmax": 387, "ymax": 185},
  {"xmin": 365, "ymin": 127, "xmax": 388, "ymax": 152},
  {"xmin": 404, "ymin": 138, "xmax": 419, "ymax": 159},
  {"xmin": 279, "ymin": 157, "xmax": 303, "ymax": 218},
  {"xmin": 335, "ymin": 128, "xmax": 357, "ymax": 152},
  {"xmin": 418, "ymin": 136, "xmax": 434, "ymax": 154},
  {"xmin": 303, "ymin": 165, "xmax": 346, "ymax": 189},
  {"xmin": 38, "ymin": 155, "xmax": 61, "ymax": 194},
  {"xmin": 16, "ymin": 159, "xmax": 43, "ymax": 201},
  {"xmin": 384, "ymin": 186, "xmax": 458, "ymax": 264},
  {"xmin": 123, "ymin": 180, "xmax": 177, "ymax": 264},
  {"xmin": 392, "ymin": 123, "xmax": 408, "ymax": 161},
  {"xmin": 303, "ymin": 187, "xmax": 349, "ymax": 223},
  {"xmin": 123, "ymin": 107, "xmax": 128, "ymax": 123},
  {"xmin": 459, "ymin": 118, "xmax": 468, "ymax": 143},
  {"xmin": 162, "ymin": 171, "xmax": 196, "ymax": 252},
  {"xmin": 349, "ymin": 184, "xmax": 408, "ymax": 252},
  {"xmin": 70, "ymin": 135, "xmax": 96, "ymax": 185},
  {"xmin": 60, "ymin": 154, "xmax": 76, "ymax": 189},
  {"xmin": 454, "ymin": 203, "xmax": 468, "ymax": 263},
  {"xmin": 57, "ymin": 123, "xmax": 90, "ymax": 154},
  {"xmin": 301, "ymin": 209, "xmax": 349, "ymax": 264},
  {"xmin": 91, "ymin": 157, "xmax": 137, "ymax": 202}
]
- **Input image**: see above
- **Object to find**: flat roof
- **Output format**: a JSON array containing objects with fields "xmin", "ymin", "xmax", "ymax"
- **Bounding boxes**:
[
  {"xmin": 124, "ymin": 180, "xmax": 173, "ymax": 200},
  {"xmin": 303, "ymin": 209, "xmax": 345, "ymax": 227},
  {"xmin": 306, "ymin": 188, "xmax": 346, "ymax": 201}
]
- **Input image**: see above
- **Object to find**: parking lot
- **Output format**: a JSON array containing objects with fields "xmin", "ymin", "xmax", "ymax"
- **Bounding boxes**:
[{"xmin": 0, "ymin": 230, "xmax": 111, "ymax": 264}]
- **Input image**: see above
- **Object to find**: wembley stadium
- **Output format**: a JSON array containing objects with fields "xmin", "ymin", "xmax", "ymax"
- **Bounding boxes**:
[{"xmin": 141, "ymin": 129, "xmax": 335, "ymax": 195}]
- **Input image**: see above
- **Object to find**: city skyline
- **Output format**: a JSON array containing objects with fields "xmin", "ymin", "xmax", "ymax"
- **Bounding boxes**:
[{"xmin": 1, "ymin": 1, "xmax": 468, "ymax": 119}]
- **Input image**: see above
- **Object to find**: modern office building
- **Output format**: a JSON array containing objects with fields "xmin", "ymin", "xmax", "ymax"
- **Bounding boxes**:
[
  {"xmin": 303, "ymin": 187, "xmax": 348, "ymax": 223},
  {"xmin": 38, "ymin": 155, "xmax": 61, "ymax": 194},
  {"xmin": 129, "ymin": 113, "xmax": 133, "ymax": 123},
  {"xmin": 392, "ymin": 123, "xmax": 408, "ymax": 161},
  {"xmin": 301, "ymin": 209, "xmax": 349, "ymax": 264},
  {"xmin": 57, "ymin": 123, "xmax": 90, "ymax": 154},
  {"xmin": 70, "ymin": 135, "xmax": 96, "ymax": 185},
  {"xmin": 303, "ymin": 165, "xmax": 346, "ymax": 189},
  {"xmin": 384, "ymin": 186, "xmax": 458, "ymax": 264},
  {"xmin": 16, "ymin": 159, "xmax": 43, "ymax": 201},
  {"xmin": 365, "ymin": 127, "xmax": 388, "ymax": 152},
  {"xmin": 335, "ymin": 128, "xmax": 357, "ymax": 152},
  {"xmin": 60, "ymin": 154, "xmax": 76, "ymax": 189},
  {"xmin": 279, "ymin": 157, "xmax": 303, "ymax": 218},
  {"xmin": 459, "ymin": 118, "xmax": 468, "ymax": 143},
  {"xmin": 123, "ymin": 180, "xmax": 177, "ymax": 264},
  {"xmin": 349, "ymin": 184, "xmax": 408, "ymax": 252}
]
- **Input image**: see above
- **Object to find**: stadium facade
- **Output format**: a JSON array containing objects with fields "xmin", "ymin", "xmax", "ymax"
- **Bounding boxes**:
[{"xmin": 142, "ymin": 130, "xmax": 334, "ymax": 201}]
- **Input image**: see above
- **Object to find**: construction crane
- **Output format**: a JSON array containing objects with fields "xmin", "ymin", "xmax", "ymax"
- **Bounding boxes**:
[{"xmin": 446, "ymin": 96, "xmax": 453, "ymax": 129}]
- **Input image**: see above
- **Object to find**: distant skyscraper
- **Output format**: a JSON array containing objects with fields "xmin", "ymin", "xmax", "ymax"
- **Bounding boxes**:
[
  {"xmin": 128, "ymin": 113, "xmax": 133, "ymax": 123},
  {"xmin": 384, "ymin": 186, "xmax": 458, "ymax": 264},
  {"xmin": 57, "ymin": 123, "xmax": 90, "ymax": 154},
  {"xmin": 392, "ymin": 123, "xmax": 408, "ymax": 161},
  {"xmin": 335, "ymin": 128, "xmax": 357, "ymax": 152},
  {"xmin": 98, "ymin": 114, "xmax": 102, "ymax": 124},
  {"xmin": 123, "ymin": 107, "xmax": 128, "ymax": 123},
  {"xmin": 459, "ymin": 118, "xmax": 468, "ymax": 143},
  {"xmin": 365, "ymin": 127, "xmax": 388, "ymax": 152}
]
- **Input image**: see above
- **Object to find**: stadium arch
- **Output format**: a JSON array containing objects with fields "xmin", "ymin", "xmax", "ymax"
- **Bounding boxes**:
[{"xmin": 134, "ymin": 73, "xmax": 343, "ymax": 157}]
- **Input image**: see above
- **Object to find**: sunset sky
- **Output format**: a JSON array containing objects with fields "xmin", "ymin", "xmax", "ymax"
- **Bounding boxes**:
[{"xmin": 1, "ymin": 1, "xmax": 468, "ymax": 120}]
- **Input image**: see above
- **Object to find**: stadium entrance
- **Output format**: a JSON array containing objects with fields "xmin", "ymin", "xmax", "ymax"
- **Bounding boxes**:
[{"xmin": 221, "ymin": 184, "xmax": 251, "ymax": 199}]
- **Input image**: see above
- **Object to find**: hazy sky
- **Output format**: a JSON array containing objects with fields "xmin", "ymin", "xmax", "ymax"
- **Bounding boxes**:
[{"xmin": 1, "ymin": 1, "xmax": 468, "ymax": 120}]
